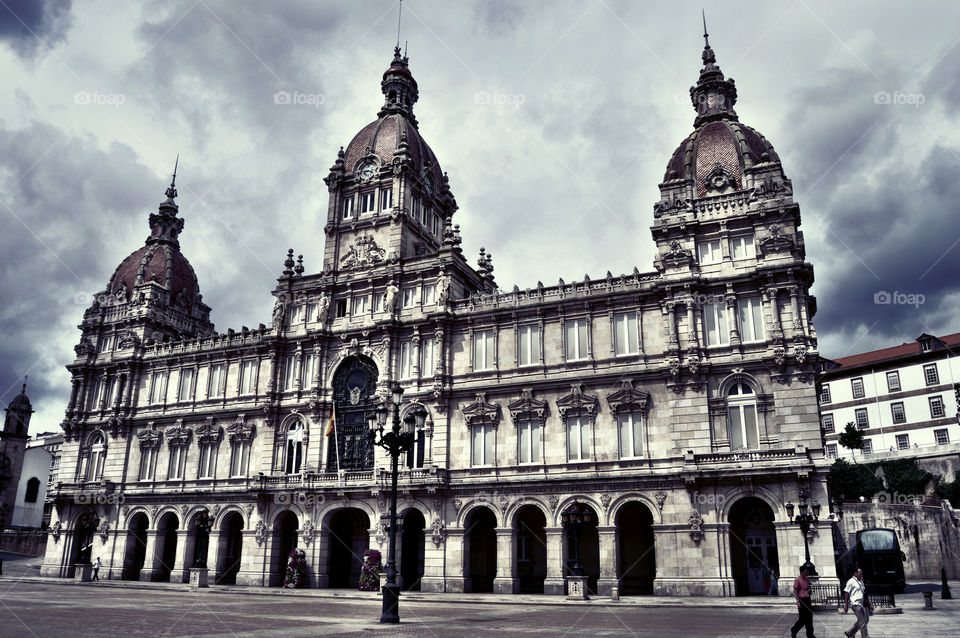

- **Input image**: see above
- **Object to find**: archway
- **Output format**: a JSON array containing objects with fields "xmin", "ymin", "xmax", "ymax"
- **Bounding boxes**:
[
  {"xmin": 400, "ymin": 509, "xmax": 425, "ymax": 591},
  {"xmin": 729, "ymin": 497, "xmax": 778, "ymax": 596},
  {"xmin": 330, "ymin": 355, "xmax": 379, "ymax": 471},
  {"xmin": 122, "ymin": 513, "xmax": 149, "ymax": 580},
  {"xmin": 516, "ymin": 506, "xmax": 547, "ymax": 593},
  {"xmin": 272, "ymin": 511, "xmax": 299, "ymax": 587},
  {"xmin": 71, "ymin": 510, "xmax": 98, "ymax": 568},
  {"xmin": 616, "ymin": 502, "xmax": 656, "ymax": 595},
  {"xmin": 154, "ymin": 512, "xmax": 179, "ymax": 582},
  {"xmin": 465, "ymin": 507, "xmax": 497, "ymax": 593},
  {"xmin": 216, "ymin": 512, "xmax": 244, "ymax": 585},
  {"xmin": 327, "ymin": 508, "xmax": 371, "ymax": 588},
  {"xmin": 563, "ymin": 503, "xmax": 600, "ymax": 594}
]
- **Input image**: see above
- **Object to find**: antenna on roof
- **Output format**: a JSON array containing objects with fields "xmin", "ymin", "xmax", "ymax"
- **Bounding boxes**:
[
  {"xmin": 396, "ymin": 0, "xmax": 403, "ymax": 49},
  {"xmin": 22, "ymin": 375, "xmax": 27, "ymax": 394},
  {"xmin": 702, "ymin": 8, "xmax": 709, "ymax": 47},
  {"xmin": 404, "ymin": 40, "xmax": 408, "ymax": 58}
]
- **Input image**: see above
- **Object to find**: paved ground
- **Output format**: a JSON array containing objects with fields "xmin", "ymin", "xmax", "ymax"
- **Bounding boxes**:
[{"xmin": 0, "ymin": 575, "xmax": 958, "ymax": 637}]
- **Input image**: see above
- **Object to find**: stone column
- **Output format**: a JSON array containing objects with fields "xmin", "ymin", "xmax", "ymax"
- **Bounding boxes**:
[
  {"xmin": 174, "ymin": 529, "xmax": 191, "ymax": 583},
  {"xmin": 725, "ymin": 295, "xmax": 741, "ymax": 345},
  {"xmin": 493, "ymin": 526, "xmax": 517, "ymax": 594},
  {"xmin": 420, "ymin": 527, "xmax": 445, "ymax": 593},
  {"xmin": 234, "ymin": 529, "xmax": 263, "ymax": 587},
  {"xmin": 444, "ymin": 529, "xmax": 466, "ymax": 593},
  {"xmin": 544, "ymin": 526, "xmax": 565, "ymax": 595},
  {"xmin": 314, "ymin": 529, "xmax": 330, "ymax": 589},
  {"xmin": 596, "ymin": 525, "xmax": 618, "ymax": 596},
  {"xmin": 685, "ymin": 301, "xmax": 699, "ymax": 350},
  {"xmin": 766, "ymin": 287, "xmax": 782, "ymax": 335},
  {"xmin": 139, "ymin": 529, "xmax": 160, "ymax": 582}
]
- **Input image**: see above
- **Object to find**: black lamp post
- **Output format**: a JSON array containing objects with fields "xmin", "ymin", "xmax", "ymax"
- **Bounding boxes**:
[
  {"xmin": 368, "ymin": 384, "xmax": 426, "ymax": 624},
  {"xmin": 561, "ymin": 502, "xmax": 593, "ymax": 576},
  {"xmin": 192, "ymin": 510, "xmax": 213, "ymax": 568},
  {"xmin": 786, "ymin": 500, "xmax": 821, "ymax": 576}
]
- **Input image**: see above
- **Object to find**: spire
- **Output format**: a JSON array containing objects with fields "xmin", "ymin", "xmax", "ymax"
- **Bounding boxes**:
[
  {"xmin": 165, "ymin": 154, "xmax": 179, "ymax": 203},
  {"xmin": 148, "ymin": 157, "xmax": 185, "ymax": 248},
  {"xmin": 378, "ymin": 43, "xmax": 419, "ymax": 126},
  {"xmin": 689, "ymin": 15, "xmax": 737, "ymax": 127}
]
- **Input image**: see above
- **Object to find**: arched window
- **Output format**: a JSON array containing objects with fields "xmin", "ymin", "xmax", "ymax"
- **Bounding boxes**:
[
  {"xmin": 86, "ymin": 432, "xmax": 107, "ymax": 481},
  {"xmin": 24, "ymin": 477, "xmax": 40, "ymax": 503},
  {"xmin": 727, "ymin": 382, "xmax": 759, "ymax": 450},
  {"xmin": 285, "ymin": 420, "xmax": 304, "ymax": 474}
]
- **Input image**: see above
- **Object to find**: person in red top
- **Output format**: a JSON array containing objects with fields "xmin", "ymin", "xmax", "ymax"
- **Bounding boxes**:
[{"xmin": 790, "ymin": 565, "xmax": 815, "ymax": 638}]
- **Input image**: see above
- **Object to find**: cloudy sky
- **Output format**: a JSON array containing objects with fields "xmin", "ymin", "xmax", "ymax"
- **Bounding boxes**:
[{"xmin": 2, "ymin": 0, "xmax": 959, "ymax": 433}]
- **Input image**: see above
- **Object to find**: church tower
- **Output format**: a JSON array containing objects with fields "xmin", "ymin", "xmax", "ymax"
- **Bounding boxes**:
[{"xmin": 1, "ymin": 381, "xmax": 32, "ymax": 528}]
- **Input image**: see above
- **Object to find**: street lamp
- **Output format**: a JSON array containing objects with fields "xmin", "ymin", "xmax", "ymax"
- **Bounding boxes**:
[
  {"xmin": 785, "ymin": 499, "xmax": 821, "ymax": 576},
  {"xmin": 561, "ymin": 502, "xmax": 593, "ymax": 576},
  {"xmin": 368, "ymin": 383, "xmax": 426, "ymax": 624}
]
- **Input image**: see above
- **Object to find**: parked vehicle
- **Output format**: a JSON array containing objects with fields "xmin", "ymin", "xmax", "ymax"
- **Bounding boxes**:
[{"xmin": 855, "ymin": 528, "xmax": 906, "ymax": 593}]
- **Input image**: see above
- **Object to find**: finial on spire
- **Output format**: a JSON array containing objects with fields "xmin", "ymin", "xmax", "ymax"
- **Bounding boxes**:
[
  {"xmin": 22, "ymin": 375, "xmax": 27, "ymax": 395},
  {"xmin": 702, "ymin": 8, "xmax": 709, "ymax": 47},
  {"xmin": 165, "ymin": 155, "xmax": 179, "ymax": 202},
  {"xmin": 396, "ymin": 0, "xmax": 403, "ymax": 49}
]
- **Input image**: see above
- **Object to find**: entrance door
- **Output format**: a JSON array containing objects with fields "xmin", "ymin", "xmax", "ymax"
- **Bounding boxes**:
[{"xmin": 745, "ymin": 534, "xmax": 777, "ymax": 594}]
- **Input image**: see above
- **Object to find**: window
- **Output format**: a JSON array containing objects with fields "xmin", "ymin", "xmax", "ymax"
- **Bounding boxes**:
[
  {"xmin": 471, "ymin": 424, "xmax": 494, "ymax": 466},
  {"xmin": 398, "ymin": 341, "xmax": 413, "ymax": 379},
  {"xmin": 935, "ymin": 429, "xmax": 950, "ymax": 446},
  {"xmin": 239, "ymin": 360, "xmax": 256, "ymax": 395},
  {"xmin": 380, "ymin": 187, "xmax": 393, "ymax": 210},
  {"xmin": 886, "ymin": 371, "xmax": 901, "ymax": 392},
  {"xmin": 855, "ymin": 407, "xmax": 869, "ymax": 429},
  {"xmin": 822, "ymin": 414, "xmax": 835, "ymax": 433},
  {"xmin": 401, "ymin": 287, "xmax": 417, "ymax": 308},
  {"xmin": 820, "ymin": 384, "xmax": 831, "ymax": 404},
  {"xmin": 412, "ymin": 197, "xmax": 421, "ymax": 223},
  {"xmin": 168, "ymin": 445, "xmax": 186, "ymax": 480},
  {"xmin": 518, "ymin": 325, "xmax": 541, "ymax": 366},
  {"xmin": 703, "ymin": 302, "xmax": 729, "ymax": 347},
  {"xmin": 151, "ymin": 371, "xmax": 167, "ymax": 404},
  {"xmin": 286, "ymin": 420, "xmax": 303, "ymax": 473},
  {"xmin": 306, "ymin": 301, "xmax": 318, "ymax": 322},
  {"xmin": 517, "ymin": 419, "xmax": 541, "ymax": 464},
  {"xmin": 230, "ymin": 440, "xmax": 248, "ymax": 477},
  {"xmin": 862, "ymin": 439, "xmax": 873, "ymax": 454},
  {"xmin": 24, "ymin": 477, "xmax": 40, "ymax": 503},
  {"xmin": 352, "ymin": 295, "xmax": 368, "ymax": 316},
  {"xmin": 930, "ymin": 396, "xmax": 946, "ymax": 418},
  {"xmin": 178, "ymin": 368, "xmax": 194, "ymax": 402},
  {"xmin": 286, "ymin": 304, "xmax": 304, "ymax": 326},
  {"xmin": 618, "ymin": 411, "xmax": 644, "ymax": 458},
  {"xmin": 891, "ymin": 402, "xmax": 906, "ymax": 424},
  {"xmin": 92, "ymin": 378, "xmax": 105, "ymax": 408},
  {"xmin": 474, "ymin": 329, "xmax": 495, "ymax": 371},
  {"xmin": 423, "ymin": 284, "xmax": 436, "ymax": 305},
  {"xmin": 827, "ymin": 444, "xmax": 837, "ymax": 459},
  {"xmin": 737, "ymin": 297, "xmax": 765, "ymax": 342},
  {"xmin": 283, "ymin": 355, "xmax": 298, "ymax": 390},
  {"xmin": 432, "ymin": 214, "xmax": 442, "ymax": 236},
  {"xmin": 727, "ymin": 382, "xmax": 759, "ymax": 450},
  {"xmin": 923, "ymin": 363, "xmax": 939, "ymax": 386},
  {"xmin": 565, "ymin": 319, "xmax": 589, "ymax": 360},
  {"xmin": 698, "ymin": 239, "xmax": 722, "ymax": 264},
  {"xmin": 420, "ymin": 337, "xmax": 435, "ymax": 377},
  {"xmin": 895, "ymin": 433, "xmax": 910, "ymax": 450},
  {"xmin": 566, "ymin": 415, "xmax": 591, "ymax": 461},
  {"xmin": 372, "ymin": 292, "xmax": 383, "ymax": 313},
  {"xmin": 302, "ymin": 354, "xmax": 317, "ymax": 389},
  {"xmin": 921, "ymin": 339, "xmax": 933, "ymax": 353},
  {"xmin": 360, "ymin": 191, "xmax": 376, "ymax": 214},
  {"xmin": 139, "ymin": 445, "xmax": 157, "ymax": 480},
  {"xmin": 341, "ymin": 196, "xmax": 354, "ymax": 219},
  {"xmin": 614, "ymin": 312, "xmax": 639, "ymax": 355},
  {"xmin": 731, "ymin": 235, "xmax": 755, "ymax": 260},
  {"xmin": 335, "ymin": 299, "xmax": 347, "ymax": 318},
  {"xmin": 209, "ymin": 364, "xmax": 225, "ymax": 398},
  {"xmin": 851, "ymin": 378, "xmax": 865, "ymax": 399},
  {"xmin": 86, "ymin": 433, "xmax": 106, "ymax": 481},
  {"xmin": 421, "ymin": 205, "xmax": 430, "ymax": 227},
  {"xmin": 198, "ymin": 442, "xmax": 216, "ymax": 478},
  {"xmin": 99, "ymin": 335, "xmax": 113, "ymax": 353}
]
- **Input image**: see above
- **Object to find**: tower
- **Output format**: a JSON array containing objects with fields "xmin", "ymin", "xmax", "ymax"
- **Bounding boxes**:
[{"xmin": 1, "ymin": 381, "xmax": 33, "ymax": 528}]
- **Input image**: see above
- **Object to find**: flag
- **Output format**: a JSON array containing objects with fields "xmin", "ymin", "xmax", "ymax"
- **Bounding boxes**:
[{"xmin": 325, "ymin": 410, "xmax": 335, "ymax": 437}]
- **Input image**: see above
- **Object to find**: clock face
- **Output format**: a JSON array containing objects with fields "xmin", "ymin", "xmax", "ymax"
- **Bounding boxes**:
[
  {"xmin": 359, "ymin": 162, "xmax": 376, "ymax": 181},
  {"xmin": 423, "ymin": 174, "xmax": 434, "ymax": 194}
]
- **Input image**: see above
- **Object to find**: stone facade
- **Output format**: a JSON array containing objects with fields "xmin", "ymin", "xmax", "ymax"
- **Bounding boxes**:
[{"xmin": 42, "ymin": 37, "xmax": 837, "ymax": 595}]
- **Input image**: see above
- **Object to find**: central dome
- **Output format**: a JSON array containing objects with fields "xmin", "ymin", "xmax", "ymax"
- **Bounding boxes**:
[{"xmin": 343, "ymin": 112, "xmax": 443, "ymax": 187}]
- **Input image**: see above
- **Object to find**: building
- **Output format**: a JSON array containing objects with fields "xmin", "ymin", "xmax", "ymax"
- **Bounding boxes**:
[
  {"xmin": 9, "ymin": 434, "xmax": 58, "ymax": 528},
  {"xmin": 819, "ymin": 332, "xmax": 960, "ymax": 460},
  {"xmin": 1, "ymin": 382, "xmax": 33, "ymax": 529},
  {"xmin": 42, "ymin": 33, "xmax": 835, "ymax": 596}
]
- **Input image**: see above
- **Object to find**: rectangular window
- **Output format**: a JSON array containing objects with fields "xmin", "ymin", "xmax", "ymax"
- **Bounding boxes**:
[
  {"xmin": 341, "ymin": 196, "xmax": 354, "ymax": 219},
  {"xmin": 421, "ymin": 205, "xmax": 430, "ymax": 227},
  {"xmin": 372, "ymin": 292, "xmax": 383, "ymax": 313},
  {"xmin": 398, "ymin": 342, "xmax": 413, "ymax": 379},
  {"xmin": 402, "ymin": 287, "xmax": 417, "ymax": 308},
  {"xmin": 99, "ymin": 335, "xmax": 113, "ymax": 353},
  {"xmin": 360, "ymin": 191, "xmax": 376, "ymax": 214},
  {"xmin": 471, "ymin": 424, "xmax": 494, "ymax": 466},
  {"xmin": 423, "ymin": 284, "xmax": 436, "ymax": 305},
  {"xmin": 820, "ymin": 384, "xmax": 831, "ymax": 404},
  {"xmin": 728, "ymin": 403, "xmax": 759, "ymax": 450},
  {"xmin": 139, "ymin": 447, "xmax": 156, "ymax": 480},
  {"xmin": 352, "ymin": 295, "xmax": 368, "ymax": 316},
  {"xmin": 822, "ymin": 414, "xmax": 835, "ymax": 433},
  {"xmin": 198, "ymin": 444, "xmax": 215, "ymax": 479},
  {"xmin": 614, "ymin": 312, "xmax": 639, "ymax": 355},
  {"xmin": 518, "ymin": 419, "xmax": 541, "ymax": 464},
  {"xmin": 302, "ymin": 354, "xmax": 317, "ymax": 389},
  {"xmin": 306, "ymin": 301, "xmax": 318, "ymax": 323},
  {"xmin": 618, "ymin": 411, "xmax": 644, "ymax": 458},
  {"xmin": 335, "ymin": 299, "xmax": 347, "ymax": 318},
  {"xmin": 286, "ymin": 304, "xmax": 304, "ymax": 326},
  {"xmin": 518, "ymin": 325, "xmax": 541, "ymax": 366},
  {"xmin": 886, "ymin": 371, "xmax": 901, "ymax": 392},
  {"xmin": 851, "ymin": 377, "xmax": 865, "ymax": 399},
  {"xmin": 935, "ymin": 429, "xmax": 950, "ymax": 446},
  {"xmin": 891, "ymin": 402, "xmax": 906, "ymax": 424},
  {"xmin": 92, "ymin": 379, "xmax": 104, "ymax": 407},
  {"xmin": 737, "ymin": 297, "xmax": 765, "ymax": 342},
  {"xmin": 565, "ymin": 319, "xmax": 589, "ymax": 360},
  {"xmin": 432, "ymin": 214, "xmax": 442, "ymax": 236},
  {"xmin": 420, "ymin": 337, "xmax": 435, "ymax": 377},
  {"xmin": 283, "ymin": 355, "xmax": 297, "ymax": 390},
  {"xmin": 380, "ymin": 187, "xmax": 393, "ymax": 210},
  {"xmin": 731, "ymin": 235, "xmax": 755, "ymax": 260},
  {"xmin": 209, "ymin": 364, "xmax": 225, "ymax": 398},
  {"xmin": 151, "ymin": 371, "xmax": 167, "ymax": 404},
  {"xmin": 924, "ymin": 363, "xmax": 939, "ymax": 386},
  {"xmin": 703, "ymin": 302, "xmax": 729, "ymax": 347},
  {"xmin": 862, "ymin": 439, "xmax": 873, "ymax": 454},
  {"xmin": 921, "ymin": 339, "xmax": 933, "ymax": 353},
  {"xmin": 566, "ymin": 415, "xmax": 591, "ymax": 461},
  {"xmin": 896, "ymin": 433, "xmax": 910, "ymax": 450},
  {"xmin": 855, "ymin": 407, "xmax": 869, "ymax": 429},
  {"xmin": 930, "ymin": 395, "xmax": 946, "ymax": 418},
  {"xmin": 827, "ymin": 444, "xmax": 837, "ymax": 459},
  {"xmin": 168, "ymin": 446, "xmax": 185, "ymax": 480},
  {"xmin": 230, "ymin": 441, "xmax": 247, "ymax": 477},
  {"xmin": 474, "ymin": 329, "xmax": 495, "ymax": 371},
  {"xmin": 412, "ymin": 197, "xmax": 421, "ymax": 223},
  {"xmin": 698, "ymin": 239, "xmax": 722, "ymax": 264},
  {"xmin": 239, "ymin": 360, "xmax": 256, "ymax": 395}
]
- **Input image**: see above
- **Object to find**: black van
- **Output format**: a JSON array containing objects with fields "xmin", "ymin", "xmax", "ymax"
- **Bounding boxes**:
[{"xmin": 855, "ymin": 528, "xmax": 906, "ymax": 593}]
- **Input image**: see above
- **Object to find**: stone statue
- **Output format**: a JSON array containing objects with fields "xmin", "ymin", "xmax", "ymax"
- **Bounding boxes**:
[
  {"xmin": 384, "ymin": 282, "xmax": 399, "ymax": 314},
  {"xmin": 272, "ymin": 299, "xmax": 285, "ymax": 329},
  {"xmin": 437, "ymin": 274, "xmax": 450, "ymax": 305},
  {"xmin": 317, "ymin": 293, "xmax": 330, "ymax": 325},
  {"xmin": 115, "ymin": 282, "xmax": 128, "ymax": 304}
]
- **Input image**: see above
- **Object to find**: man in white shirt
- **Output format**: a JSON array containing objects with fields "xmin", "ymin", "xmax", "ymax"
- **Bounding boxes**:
[{"xmin": 843, "ymin": 568, "xmax": 874, "ymax": 637}]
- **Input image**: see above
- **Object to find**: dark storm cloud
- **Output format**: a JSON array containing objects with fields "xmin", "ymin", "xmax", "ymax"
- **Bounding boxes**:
[{"xmin": 0, "ymin": 0, "xmax": 71, "ymax": 58}]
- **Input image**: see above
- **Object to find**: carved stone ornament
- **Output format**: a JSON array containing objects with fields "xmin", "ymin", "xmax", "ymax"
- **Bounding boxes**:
[
  {"xmin": 137, "ymin": 424, "xmax": 163, "ymax": 449},
  {"xmin": 116, "ymin": 331, "xmax": 140, "ymax": 350},
  {"xmin": 656, "ymin": 240, "xmax": 694, "ymax": 270},
  {"xmin": 703, "ymin": 162, "xmax": 738, "ymax": 194},
  {"xmin": 548, "ymin": 494, "xmax": 560, "ymax": 513},
  {"xmin": 195, "ymin": 417, "xmax": 222, "ymax": 444},
  {"xmin": 431, "ymin": 518, "xmax": 445, "ymax": 547},
  {"xmin": 606, "ymin": 379, "xmax": 651, "ymax": 415},
  {"xmin": 688, "ymin": 510, "xmax": 705, "ymax": 545},
  {"xmin": 668, "ymin": 356, "xmax": 682, "ymax": 377},
  {"xmin": 166, "ymin": 421, "xmax": 190, "ymax": 447},
  {"xmin": 758, "ymin": 224, "xmax": 795, "ymax": 256},
  {"xmin": 773, "ymin": 346, "xmax": 786, "ymax": 367},
  {"xmin": 556, "ymin": 384, "xmax": 598, "ymax": 420},
  {"xmin": 74, "ymin": 337, "xmax": 94, "ymax": 356},
  {"xmin": 255, "ymin": 520, "xmax": 267, "ymax": 546},
  {"xmin": 339, "ymin": 235, "xmax": 386, "ymax": 270},
  {"xmin": 654, "ymin": 490, "xmax": 668, "ymax": 511},
  {"xmin": 507, "ymin": 388, "xmax": 547, "ymax": 425},
  {"xmin": 453, "ymin": 498, "xmax": 463, "ymax": 513},
  {"xmin": 461, "ymin": 393, "xmax": 500, "ymax": 428},
  {"xmin": 793, "ymin": 344, "xmax": 807, "ymax": 365},
  {"xmin": 600, "ymin": 493, "xmax": 612, "ymax": 511},
  {"xmin": 227, "ymin": 414, "xmax": 256, "ymax": 443},
  {"xmin": 97, "ymin": 518, "xmax": 110, "ymax": 543},
  {"xmin": 301, "ymin": 519, "xmax": 316, "ymax": 546},
  {"xmin": 50, "ymin": 520, "xmax": 62, "ymax": 542},
  {"xmin": 686, "ymin": 354, "xmax": 701, "ymax": 375}
]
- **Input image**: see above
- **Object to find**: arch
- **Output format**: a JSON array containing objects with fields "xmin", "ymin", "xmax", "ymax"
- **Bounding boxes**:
[
  {"xmin": 457, "ymin": 499, "xmax": 506, "ymax": 529},
  {"xmin": 271, "ymin": 506, "xmax": 304, "ymax": 528},
  {"xmin": 719, "ymin": 487, "xmax": 785, "ymax": 521},
  {"xmin": 551, "ymin": 495, "xmax": 603, "ymax": 528},
  {"xmin": 122, "ymin": 512, "xmax": 149, "ymax": 580},
  {"xmin": 212, "ymin": 505, "xmax": 248, "ymax": 530},
  {"xmin": 464, "ymin": 505, "xmax": 497, "ymax": 593},
  {"xmin": 325, "ymin": 349, "xmax": 387, "ymax": 386},
  {"xmin": 215, "ymin": 510, "xmax": 245, "ymax": 585},
  {"xmin": 123, "ymin": 506, "xmax": 154, "ymax": 529},
  {"xmin": 504, "ymin": 497, "xmax": 551, "ymax": 529},
  {"xmin": 327, "ymin": 508, "xmax": 371, "ymax": 589},
  {"xmin": 24, "ymin": 477, "xmax": 40, "ymax": 503},
  {"xmin": 606, "ymin": 493, "xmax": 664, "ymax": 526},
  {"xmin": 716, "ymin": 370, "xmax": 764, "ymax": 397},
  {"xmin": 727, "ymin": 496, "xmax": 779, "ymax": 596},
  {"xmin": 271, "ymin": 510, "xmax": 300, "ymax": 587},
  {"xmin": 396, "ymin": 499, "xmax": 432, "ymax": 523},
  {"xmin": 153, "ymin": 511, "xmax": 180, "ymax": 582},
  {"xmin": 515, "ymin": 504, "xmax": 547, "ymax": 593},
  {"xmin": 400, "ymin": 508, "xmax": 426, "ymax": 591},
  {"xmin": 329, "ymin": 354, "xmax": 379, "ymax": 471},
  {"xmin": 560, "ymin": 501, "xmax": 600, "ymax": 595},
  {"xmin": 154, "ymin": 505, "xmax": 183, "ymax": 526},
  {"xmin": 318, "ymin": 499, "xmax": 376, "ymax": 528},
  {"xmin": 615, "ymin": 501, "xmax": 656, "ymax": 595}
]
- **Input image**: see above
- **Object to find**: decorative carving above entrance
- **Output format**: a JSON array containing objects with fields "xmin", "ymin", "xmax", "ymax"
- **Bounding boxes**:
[{"xmin": 339, "ymin": 235, "xmax": 385, "ymax": 270}]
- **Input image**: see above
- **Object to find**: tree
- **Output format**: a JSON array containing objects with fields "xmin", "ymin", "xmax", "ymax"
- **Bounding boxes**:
[
  {"xmin": 837, "ymin": 422, "xmax": 864, "ymax": 459},
  {"xmin": 828, "ymin": 458, "xmax": 883, "ymax": 501}
]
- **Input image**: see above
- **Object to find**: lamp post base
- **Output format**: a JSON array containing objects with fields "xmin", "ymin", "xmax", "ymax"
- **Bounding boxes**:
[{"xmin": 380, "ymin": 583, "xmax": 400, "ymax": 623}]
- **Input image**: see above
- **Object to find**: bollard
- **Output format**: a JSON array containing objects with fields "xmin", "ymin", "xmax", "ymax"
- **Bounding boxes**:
[
  {"xmin": 0, "ymin": 558, "xmax": 3, "ymax": 575},
  {"xmin": 922, "ymin": 591, "xmax": 935, "ymax": 610},
  {"xmin": 610, "ymin": 585, "xmax": 619, "ymax": 601}
]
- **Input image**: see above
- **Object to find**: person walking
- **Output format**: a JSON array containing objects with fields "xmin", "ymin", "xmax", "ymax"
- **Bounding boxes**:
[
  {"xmin": 790, "ymin": 564, "xmax": 815, "ymax": 638},
  {"xmin": 92, "ymin": 557, "xmax": 101, "ymax": 581},
  {"xmin": 843, "ymin": 568, "xmax": 874, "ymax": 637}
]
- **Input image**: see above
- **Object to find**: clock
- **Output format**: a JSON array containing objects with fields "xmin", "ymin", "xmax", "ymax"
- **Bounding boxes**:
[
  {"xmin": 423, "ymin": 174, "xmax": 434, "ymax": 194},
  {"xmin": 359, "ymin": 162, "xmax": 377, "ymax": 181}
]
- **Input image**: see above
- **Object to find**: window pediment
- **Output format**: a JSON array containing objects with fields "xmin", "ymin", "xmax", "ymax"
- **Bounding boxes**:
[
  {"xmin": 507, "ymin": 388, "xmax": 547, "ymax": 426},
  {"xmin": 136, "ymin": 424, "xmax": 163, "ymax": 449},
  {"xmin": 195, "ymin": 417, "xmax": 222, "ymax": 444},
  {"xmin": 461, "ymin": 392, "xmax": 500, "ymax": 428},
  {"xmin": 227, "ymin": 414, "xmax": 256, "ymax": 443},
  {"xmin": 606, "ymin": 380, "xmax": 650, "ymax": 415},
  {"xmin": 556, "ymin": 384, "xmax": 598, "ymax": 420},
  {"xmin": 166, "ymin": 420, "xmax": 191, "ymax": 447}
]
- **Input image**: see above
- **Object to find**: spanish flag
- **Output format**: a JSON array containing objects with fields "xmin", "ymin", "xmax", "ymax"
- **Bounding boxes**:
[{"xmin": 325, "ymin": 410, "xmax": 335, "ymax": 437}]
